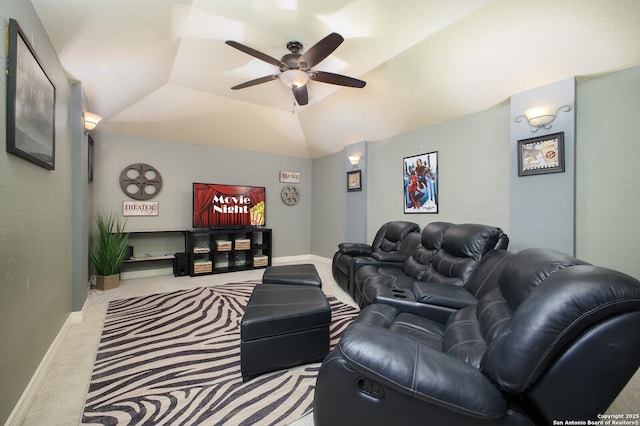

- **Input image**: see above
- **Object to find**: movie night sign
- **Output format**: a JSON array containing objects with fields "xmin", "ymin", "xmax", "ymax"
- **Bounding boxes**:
[{"xmin": 212, "ymin": 194, "xmax": 251, "ymax": 214}]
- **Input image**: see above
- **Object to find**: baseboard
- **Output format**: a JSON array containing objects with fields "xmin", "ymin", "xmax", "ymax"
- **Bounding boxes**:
[
  {"xmin": 68, "ymin": 297, "xmax": 89, "ymax": 324},
  {"xmin": 272, "ymin": 254, "xmax": 331, "ymax": 265},
  {"xmin": 5, "ymin": 310, "xmax": 79, "ymax": 425}
]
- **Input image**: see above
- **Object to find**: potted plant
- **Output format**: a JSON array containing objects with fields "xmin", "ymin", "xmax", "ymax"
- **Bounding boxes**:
[{"xmin": 89, "ymin": 211, "xmax": 129, "ymax": 290}]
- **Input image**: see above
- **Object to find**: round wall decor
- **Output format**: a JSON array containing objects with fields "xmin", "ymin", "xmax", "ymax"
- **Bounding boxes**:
[
  {"xmin": 281, "ymin": 185, "xmax": 300, "ymax": 206},
  {"xmin": 119, "ymin": 163, "xmax": 163, "ymax": 200}
]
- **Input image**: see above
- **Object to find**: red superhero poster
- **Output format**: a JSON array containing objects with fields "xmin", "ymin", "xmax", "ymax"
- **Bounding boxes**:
[{"xmin": 403, "ymin": 151, "xmax": 438, "ymax": 214}]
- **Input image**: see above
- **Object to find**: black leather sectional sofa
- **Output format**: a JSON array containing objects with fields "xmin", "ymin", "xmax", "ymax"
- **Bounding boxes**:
[{"xmin": 318, "ymin": 223, "xmax": 640, "ymax": 425}]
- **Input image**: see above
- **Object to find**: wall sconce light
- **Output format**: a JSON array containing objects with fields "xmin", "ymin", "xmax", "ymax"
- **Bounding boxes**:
[
  {"xmin": 515, "ymin": 105, "xmax": 571, "ymax": 132},
  {"xmin": 348, "ymin": 155, "xmax": 361, "ymax": 168},
  {"xmin": 84, "ymin": 112, "xmax": 102, "ymax": 132}
]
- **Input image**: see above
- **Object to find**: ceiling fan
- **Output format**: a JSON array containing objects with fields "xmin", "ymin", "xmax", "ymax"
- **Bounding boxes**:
[{"xmin": 225, "ymin": 33, "xmax": 366, "ymax": 106}]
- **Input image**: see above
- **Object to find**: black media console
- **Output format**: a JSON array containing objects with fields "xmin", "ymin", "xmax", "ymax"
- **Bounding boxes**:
[{"xmin": 118, "ymin": 228, "xmax": 272, "ymax": 279}]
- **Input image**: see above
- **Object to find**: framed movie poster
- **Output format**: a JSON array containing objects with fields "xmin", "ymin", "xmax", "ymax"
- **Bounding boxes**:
[
  {"xmin": 6, "ymin": 19, "xmax": 56, "ymax": 170},
  {"xmin": 404, "ymin": 151, "xmax": 438, "ymax": 213},
  {"xmin": 347, "ymin": 170, "xmax": 362, "ymax": 192},
  {"xmin": 517, "ymin": 132, "xmax": 565, "ymax": 176}
]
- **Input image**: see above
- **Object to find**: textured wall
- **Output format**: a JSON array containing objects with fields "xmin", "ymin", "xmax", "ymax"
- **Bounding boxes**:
[
  {"xmin": 575, "ymin": 66, "xmax": 640, "ymax": 279},
  {"xmin": 90, "ymin": 133, "xmax": 312, "ymax": 257},
  {"xmin": 0, "ymin": 3, "xmax": 74, "ymax": 422}
]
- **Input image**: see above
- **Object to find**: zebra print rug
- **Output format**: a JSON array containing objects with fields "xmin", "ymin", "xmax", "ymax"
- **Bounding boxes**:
[{"xmin": 82, "ymin": 282, "xmax": 359, "ymax": 426}]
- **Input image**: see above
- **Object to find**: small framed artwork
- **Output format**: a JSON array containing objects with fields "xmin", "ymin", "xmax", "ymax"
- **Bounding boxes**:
[
  {"xmin": 347, "ymin": 170, "xmax": 362, "ymax": 192},
  {"xmin": 404, "ymin": 151, "xmax": 438, "ymax": 213},
  {"xmin": 279, "ymin": 170, "xmax": 301, "ymax": 183},
  {"xmin": 517, "ymin": 132, "xmax": 565, "ymax": 176},
  {"xmin": 6, "ymin": 19, "xmax": 56, "ymax": 170}
]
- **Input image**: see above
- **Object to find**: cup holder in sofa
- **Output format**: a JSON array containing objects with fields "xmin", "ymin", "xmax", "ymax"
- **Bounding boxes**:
[{"xmin": 391, "ymin": 288, "xmax": 407, "ymax": 299}]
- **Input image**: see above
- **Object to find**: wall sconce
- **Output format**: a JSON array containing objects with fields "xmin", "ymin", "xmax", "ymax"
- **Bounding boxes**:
[
  {"xmin": 348, "ymin": 155, "xmax": 361, "ymax": 168},
  {"xmin": 84, "ymin": 112, "xmax": 102, "ymax": 131},
  {"xmin": 515, "ymin": 105, "xmax": 571, "ymax": 132}
]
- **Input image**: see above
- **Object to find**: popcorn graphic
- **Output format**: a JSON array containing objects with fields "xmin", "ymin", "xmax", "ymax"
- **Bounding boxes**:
[{"xmin": 250, "ymin": 201, "xmax": 265, "ymax": 225}]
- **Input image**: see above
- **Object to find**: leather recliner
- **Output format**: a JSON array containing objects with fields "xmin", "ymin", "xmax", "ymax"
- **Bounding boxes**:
[
  {"xmin": 332, "ymin": 221, "xmax": 420, "ymax": 299},
  {"xmin": 353, "ymin": 222, "xmax": 508, "ymax": 310},
  {"xmin": 314, "ymin": 248, "xmax": 640, "ymax": 425}
]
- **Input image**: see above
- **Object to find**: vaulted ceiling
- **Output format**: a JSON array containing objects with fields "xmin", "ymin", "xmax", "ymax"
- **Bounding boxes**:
[{"xmin": 31, "ymin": 0, "xmax": 640, "ymax": 158}]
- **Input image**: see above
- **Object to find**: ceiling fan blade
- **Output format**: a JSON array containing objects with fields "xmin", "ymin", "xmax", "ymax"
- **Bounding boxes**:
[
  {"xmin": 311, "ymin": 71, "xmax": 366, "ymax": 88},
  {"xmin": 230, "ymin": 74, "xmax": 279, "ymax": 90},
  {"xmin": 292, "ymin": 86, "xmax": 308, "ymax": 106},
  {"xmin": 299, "ymin": 33, "xmax": 344, "ymax": 69},
  {"xmin": 225, "ymin": 40, "xmax": 284, "ymax": 67}
]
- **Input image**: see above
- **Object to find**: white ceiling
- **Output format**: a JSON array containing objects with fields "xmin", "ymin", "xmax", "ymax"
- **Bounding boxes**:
[{"xmin": 31, "ymin": 0, "xmax": 640, "ymax": 159}]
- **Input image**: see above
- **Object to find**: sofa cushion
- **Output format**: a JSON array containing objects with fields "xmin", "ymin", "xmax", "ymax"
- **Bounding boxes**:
[
  {"xmin": 402, "ymin": 222, "xmax": 451, "ymax": 280},
  {"xmin": 418, "ymin": 224, "xmax": 507, "ymax": 286}
]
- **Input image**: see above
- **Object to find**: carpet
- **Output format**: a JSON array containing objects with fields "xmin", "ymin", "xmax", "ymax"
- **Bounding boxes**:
[{"xmin": 81, "ymin": 282, "xmax": 360, "ymax": 426}]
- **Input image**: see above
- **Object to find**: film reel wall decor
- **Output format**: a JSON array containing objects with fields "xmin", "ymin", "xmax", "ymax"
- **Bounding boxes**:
[
  {"xmin": 119, "ymin": 163, "xmax": 163, "ymax": 200},
  {"xmin": 281, "ymin": 185, "xmax": 300, "ymax": 206}
]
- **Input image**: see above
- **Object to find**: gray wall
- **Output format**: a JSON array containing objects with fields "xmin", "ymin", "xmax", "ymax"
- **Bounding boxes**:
[
  {"xmin": 575, "ymin": 66, "xmax": 640, "ymax": 276},
  {"xmin": 509, "ymin": 78, "xmax": 576, "ymax": 254},
  {"xmin": 366, "ymin": 105, "xmax": 512, "ymax": 238},
  {"xmin": 310, "ymin": 151, "xmax": 346, "ymax": 257},
  {"xmin": 345, "ymin": 141, "xmax": 367, "ymax": 243},
  {"xmin": 91, "ymin": 133, "xmax": 312, "ymax": 257},
  {"xmin": 0, "ymin": 3, "xmax": 77, "ymax": 422},
  {"xmin": 311, "ymin": 68, "xmax": 640, "ymax": 282}
]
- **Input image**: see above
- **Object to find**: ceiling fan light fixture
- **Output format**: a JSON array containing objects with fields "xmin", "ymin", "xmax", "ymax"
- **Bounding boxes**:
[{"xmin": 280, "ymin": 69, "xmax": 309, "ymax": 88}]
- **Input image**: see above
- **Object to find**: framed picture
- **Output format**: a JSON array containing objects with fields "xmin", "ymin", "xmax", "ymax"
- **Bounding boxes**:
[
  {"xmin": 88, "ymin": 135, "xmax": 95, "ymax": 183},
  {"xmin": 517, "ymin": 132, "xmax": 565, "ymax": 176},
  {"xmin": 347, "ymin": 170, "xmax": 362, "ymax": 192},
  {"xmin": 6, "ymin": 19, "xmax": 56, "ymax": 170},
  {"xmin": 279, "ymin": 170, "xmax": 301, "ymax": 183},
  {"xmin": 404, "ymin": 151, "xmax": 438, "ymax": 213}
]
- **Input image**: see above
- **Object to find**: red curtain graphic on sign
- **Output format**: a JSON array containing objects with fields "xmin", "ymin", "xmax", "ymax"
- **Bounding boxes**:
[{"xmin": 193, "ymin": 184, "xmax": 265, "ymax": 227}]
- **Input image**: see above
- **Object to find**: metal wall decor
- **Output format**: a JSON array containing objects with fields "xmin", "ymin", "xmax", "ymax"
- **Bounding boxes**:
[
  {"xmin": 281, "ymin": 185, "xmax": 300, "ymax": 206},
  {"xmin": 119, "ymin": 163, "xmax": 163, "ymax": 200}
]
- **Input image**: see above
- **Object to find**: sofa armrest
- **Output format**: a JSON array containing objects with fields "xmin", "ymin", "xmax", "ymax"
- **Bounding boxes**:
[
  {"xmin": 412, "ymin": 282, "xmax": 478, "ymax": 309},
  {"xmin": 338, "ymin": 322, "xmax": 507, "ymax": 418},
  {"xmin": 371, "ymin": 251, "xmax": 407, "ymax": 262},
  {"xmin": 338, "ymin": 242, "xmax": 373, "ymax": 256}
]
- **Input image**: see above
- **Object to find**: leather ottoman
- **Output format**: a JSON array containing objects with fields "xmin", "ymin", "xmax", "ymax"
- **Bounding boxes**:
[
  {"xmin": 262, "ymin": 264, "xmax": 322, "ymax": 287},
  {"xmin": 240, "ymin": 283, "xmax": 331, "ymax": 381}
]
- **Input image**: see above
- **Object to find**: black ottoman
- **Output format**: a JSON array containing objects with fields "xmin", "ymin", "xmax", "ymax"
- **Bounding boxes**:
[
  {"xmin": 240, "ymin": 283, "xmax": 331, "ymax": 381},
  {"xmin": 262, "ymin": 263, "xmax": 322, "ymax": 287}
]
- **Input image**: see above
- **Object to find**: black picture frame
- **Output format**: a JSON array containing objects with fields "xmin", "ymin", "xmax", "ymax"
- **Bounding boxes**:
[
  {"xmin": 6, "ymin": 18, "xmax": 56, "ymax": 170},
  {"xmin": 404, "ymin": 151, "xmax": 438, "ymax": 213},
  {"xmin": 517, "ymin": 132, "xmax": 565, "ymax": 176},
  {"xmin": 88, "ymin": 135, "xmax": 95, "ymax": 183},
  {"xmin": 347, "ymin": 170, "xmax": 362, "ymax": 192}
]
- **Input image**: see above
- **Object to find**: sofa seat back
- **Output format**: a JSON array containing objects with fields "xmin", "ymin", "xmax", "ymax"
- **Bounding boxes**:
[
  {"xmin": 332, "ymin": 221, "xmax": 419, "ymax": 298},
  {"xmin": 370, "ymin": 221, "xmax": 421, "ymax": 253},
  {"xmin": 416, "ymin": 223, "xmax": 508, "ymax": 286},
  {"xmin": 402, "ymin": 221, "xmax": 451, "ymax": 280}
]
